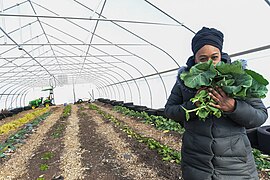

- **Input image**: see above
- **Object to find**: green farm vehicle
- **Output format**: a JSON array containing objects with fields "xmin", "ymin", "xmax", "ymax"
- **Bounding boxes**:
[
  {"xmin": 29, "ymin": 87, "xmax": 55, "ymax": 109},
  {"xmin": 29, "ymin": 97, "xmax": 53, "ymax": 109},
  {"xmin": 29, "ymin": 97, "xmax": 42, "ymax": 109}
]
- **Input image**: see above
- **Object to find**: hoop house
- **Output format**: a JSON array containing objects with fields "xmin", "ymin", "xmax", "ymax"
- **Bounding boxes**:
[{"xmin": 0, "ymin": 0, "xmax": 269, "ymax": 124}]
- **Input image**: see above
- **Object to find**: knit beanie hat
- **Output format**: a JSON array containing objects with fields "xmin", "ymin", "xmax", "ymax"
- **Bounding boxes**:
[{"xmin": 191, "ymin": 27, "xmax": 224, "ymax": 55}]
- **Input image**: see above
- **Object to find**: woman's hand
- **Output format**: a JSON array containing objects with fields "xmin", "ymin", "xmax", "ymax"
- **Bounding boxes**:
[{"xmin": 208, "ymin": 87, "xmax": 236, "ymax": 112}]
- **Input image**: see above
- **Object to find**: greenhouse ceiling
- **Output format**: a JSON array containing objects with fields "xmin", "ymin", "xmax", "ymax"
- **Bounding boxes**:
[{"xmin": 0, "ymin": 0, "xmax": 270, "ymax": 110}]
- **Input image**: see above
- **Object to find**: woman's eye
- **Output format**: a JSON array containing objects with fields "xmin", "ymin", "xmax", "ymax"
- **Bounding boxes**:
[
  {"xmin": 212, "ymin": 56, "xmax": 218, "ymax": 60},
  {"xmin": 200, "ymin": 58, "xmax": 207, "ymax": 62}
]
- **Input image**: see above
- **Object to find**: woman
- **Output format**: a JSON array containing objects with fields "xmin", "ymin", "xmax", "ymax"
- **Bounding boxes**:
[{"xmin": 164, "ymin": 27, "xmax": 268, "ymax": 180}]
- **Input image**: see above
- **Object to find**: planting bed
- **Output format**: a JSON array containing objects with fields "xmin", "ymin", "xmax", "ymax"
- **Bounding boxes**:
[{"xmin": 0, "ymin": 102, "xmax": 269, "ymax": 180}]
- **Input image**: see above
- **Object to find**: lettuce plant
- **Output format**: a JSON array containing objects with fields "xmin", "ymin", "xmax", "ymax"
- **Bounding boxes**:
[{"xmin": 180, "ymin": 60, "xmax": 268, "ymax": 121}]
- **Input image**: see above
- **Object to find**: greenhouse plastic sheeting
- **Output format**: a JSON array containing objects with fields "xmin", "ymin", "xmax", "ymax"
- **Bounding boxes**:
[{"xmin": 0, "ymin": 0, "xmax": 269, "ymax": 125}]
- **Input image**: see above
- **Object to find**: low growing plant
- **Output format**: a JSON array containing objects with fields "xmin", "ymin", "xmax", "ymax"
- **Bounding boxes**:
[
  {"xmin": 253, "ymin": 148, "xmax": 270, "ymax": 171},
  {"xmin": 36, "ymin": 177, "xmax": 45, "ymax": 180},
  {"xmin": 51, "ymin": 124, "xmax": 65, "ymax": 138},
  {"xmin": 0, "ymin": 111, "xmax": 51, "ymax": 158},
  {"xmin": 113, "ymin": 106, "xmax": 184, "ymax": 134},
  {"xmin": 41, "ymin": 152, "xmax": 54, "ymax": 160},
  {"xmin": 39, "ymin": 163, "xmax": 49, "ymax": 171},
  {"xmin": 93, "ymin": 104, "xmax": 181, "ymax": 163},
  {"xmin": 61, "ymin": 104, "xmax": 71, "ymax": 118}
]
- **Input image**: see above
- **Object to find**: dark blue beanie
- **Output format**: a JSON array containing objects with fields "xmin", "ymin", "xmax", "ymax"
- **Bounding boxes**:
[{"xmin": 191, "ymin": 27, "xmax": 224, "ymax": 55}]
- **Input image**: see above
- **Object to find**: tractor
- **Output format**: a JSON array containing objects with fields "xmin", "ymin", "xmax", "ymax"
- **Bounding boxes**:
[
  {"xmin": 29, "ymin": 97, "xmax": 43, "ymax": 109},
  {"xmin": 28, "ymin": 86, "xmax": 55, "ymax": 109}
]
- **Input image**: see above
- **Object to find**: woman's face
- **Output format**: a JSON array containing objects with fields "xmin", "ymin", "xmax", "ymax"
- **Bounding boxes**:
[{"xmin": 194, "ymin": 45, "xmax": 221, "ymax": 65}]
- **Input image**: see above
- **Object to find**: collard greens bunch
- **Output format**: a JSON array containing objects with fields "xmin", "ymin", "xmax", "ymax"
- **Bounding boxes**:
[{"xmin": 180, "ymin": 60, "xmax": 269, "ymax": 121}]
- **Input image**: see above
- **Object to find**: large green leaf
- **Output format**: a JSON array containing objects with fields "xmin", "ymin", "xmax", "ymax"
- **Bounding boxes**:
[
  {"xmin": 234, "ymin": 87, "xmax": 248, "ymax": 97},
  {"xmin": 215, "ymin": 76, "xmax": 235, "ymax": 87},
  {"xmin": 222, "ymin": 86, "xmax": 242, "ymax": 95},
  {"xmin": 180, "ymin": 60, "xmax": 217, "ymax": 88},
  {"xmin": 246, "ymin": 79, "xmax": 269, "ymax": 98},
  {"xmin": 181, "ymin": 70, "xmax": 215, "ymax": 88},
  {"xmin": 222, "ymin": 73, "xmax": 252, "ymax": 97},
  {"xmin": 193, "ymin": 59, "xmax": 213, "ymax": 71},
  {"xmin": 215, "ymin": 60, "xmax": 245, "ymax": 75},
  {"xmin": 245, "ymin": 69, "xmax": 269, "ymax": 86}
]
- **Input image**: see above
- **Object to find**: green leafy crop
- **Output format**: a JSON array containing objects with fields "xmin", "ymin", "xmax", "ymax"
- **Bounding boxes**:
[
  {"xmin": 180, "ymin": 60, "xmax": 268, "ymax": 121},
  {"xmin": 39, "ymin": 164, "xmax": 49, "ymax": 171},
  {"xmin": 181, "ymin": 89, "xmax": 222, "ymax": 121}
]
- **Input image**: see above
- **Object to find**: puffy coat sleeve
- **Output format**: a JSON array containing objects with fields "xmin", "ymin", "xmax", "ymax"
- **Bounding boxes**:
[
  {"xmin": 164, "ymin": 82, "xmax": 197, "ymax": 125},
  {"xmin": 224, "ymin": 98, "xmax": 268, "ymax": 129}
]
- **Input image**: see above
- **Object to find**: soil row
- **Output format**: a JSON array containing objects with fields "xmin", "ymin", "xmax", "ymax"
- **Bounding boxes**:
[
  {"xmin": 0, "ymin": 103, "xmax": 183, "ymax": 180},
  {"xmin": 83, "ymin": 103, "xmax": 182, "ymax": 179},
  {"xmin": 0, "ymin": 106, "xmax": 63, "ymax": 180},
  {"xmin": 95, "ymin": 103, "xmax": 182, "ymax": 151}
]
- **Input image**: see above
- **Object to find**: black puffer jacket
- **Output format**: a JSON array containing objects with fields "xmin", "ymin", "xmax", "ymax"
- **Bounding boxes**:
[{"xmin": 165, "ymin": 54, "xmax": 268, "ymax": 180}]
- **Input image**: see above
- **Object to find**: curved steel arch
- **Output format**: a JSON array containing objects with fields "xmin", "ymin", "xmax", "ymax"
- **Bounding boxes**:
[
  {"xmin": 77, "ymin": 75, "xmax": 112, "ymax": 99},
  {"xmin": 47, "ymin": 49, "xmax": 124, "ymax": 101},
  {"xmin": 43, "ymin": 20, "xmax": 160, "ymax": 107},
  {"xmin": 9, "ymin": 85, "xmax": 34, "ymax": 109},
  {"xmin": 0, "ymin": 49, "xmax": 122, "ymax": 107},
  {"xmin": 57, "ymin": 57, "xmax": 129, "ymax": 101},
  {"xmin": 2, "ymin": 81, "xmax": 37, "ymax": 109},
  {"xmin": 12, "ymin": 84, "xmax": 40, "ymax": 109},
  {"xmin": 0, "ymin": 35, "xmax": 55, "ymax": 84},
  {"xmin": 42, "ymin": 21, "xmax": 151, "ymax": 106},
  {"xmin": 0, "ymin": 0, "xmax": 184, "ymax": 108},
  {"xmin": 74, "ymin": 0, "xmax": 178, "ymax": 103},
  {"xmin": 73, "ymin": 0, "xmax": 180, "ymax": 67},
  {"xmin": 22, "ymin": 88, "xmax": 31, "ymax": 107},
  {"xmin": 37, "ymin": 10, "xmax": 152, "ymax": 106},
  {"xmin": 51, "ymin": 43, "xmax": 132, "ymax": 101},
  {"xmin": 40, "ymin": 53, "xmax": 122, "ymax": 101},
  {"xmin": 2, "ymin": 74, "xmax": 111, "ymax": 108},
  {"xmin": 9, "ymin": 76, "xmax": 108, "ymax": 108},
  {"xmin": 18, "ymin": 87, "xmax": 30, "ymax": 107},
  {"xmin": 0, "ymin": 27, "xmax": 60, "ymax": 85},
  {"xmin": 45, "ymin": 33, "xmax": 140, "ymax": 103},
  {"xmin": 44, "ymin": 29, "xmax": 141, "ymax": 102},
  {"xmin": 8, "ymin": 86, "xmax": 27, "ymax": 109}
]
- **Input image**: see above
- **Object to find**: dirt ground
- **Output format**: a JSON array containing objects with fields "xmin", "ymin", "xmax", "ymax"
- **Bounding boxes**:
[{"xmin": 0, "ymin": 103, "xmax": 268, "ymax": 180}]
